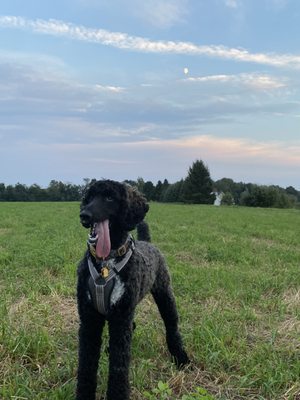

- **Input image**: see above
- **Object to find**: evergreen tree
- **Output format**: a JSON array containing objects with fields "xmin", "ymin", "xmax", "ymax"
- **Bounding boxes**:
[
  {"xmin": 143, "ymin": 181, "xmax": 155, "ymax": 201},
  {"xmin": 154, "ymin": 180, "xmax": 163, "ymax": 201},
  {"xmin": 154, "ymin": 179, "xmax": 171, "ymax": 201},
  {"xmin": 182, "ymin": 160, "xmax": 215, "ymax": 204}
]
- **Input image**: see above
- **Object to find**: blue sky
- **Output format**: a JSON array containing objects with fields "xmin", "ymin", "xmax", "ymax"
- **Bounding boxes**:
[{"xmin": 0, "ymin": 0, "xmax": 299, "ymax": 188}]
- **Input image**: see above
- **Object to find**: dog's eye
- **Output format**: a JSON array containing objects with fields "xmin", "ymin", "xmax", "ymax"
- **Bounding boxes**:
[{"xmin": 105, "ymin": 196, "xmax": 114, "ymax": 202}]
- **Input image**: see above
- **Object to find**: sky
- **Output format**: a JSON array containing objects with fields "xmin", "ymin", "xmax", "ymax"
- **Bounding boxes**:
[{"xmin": 0, "ymin": 0, "xmax": 299, "ymax": 189}]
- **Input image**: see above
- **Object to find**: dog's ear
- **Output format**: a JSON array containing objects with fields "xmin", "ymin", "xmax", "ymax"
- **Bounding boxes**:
[{"xmin": 121, "ymin": 185, "xmax": 149, "ymax": 231}]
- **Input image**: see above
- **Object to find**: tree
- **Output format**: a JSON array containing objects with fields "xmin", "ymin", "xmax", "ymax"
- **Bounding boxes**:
[
  {"xmin": 0, "ymin": 183, "xmax": 6, "ymax": 201},
  {"xmin": 285, "ymin": 186, "xmax": 300, "ymax": 203},
  {"xmin": 214, "ymin": 178, "xmax": 235, "ymax": 193},
  {"xmin": 136, "ymin": 177, "xmax": 145, "ymax": 194},
  {"xmin": 214, "ymin": 178, "xmax": 246, "ymax": 205},
  {"xmin": 154, "ymin": 180, "xmax": 163, "ymax": 201},
  {"xmin": 162, "ymin": 180, "xmax": 184, "ymax": 202},
  {"xmin": 143, "ymin": 181, "xmax": 155, "ymax": 201},
  {"xmin": 240, "ymin": 185, "xmax": 293, "ymax": 209},
  {"xmin": 5, "ymin": 185, "xmax": 16, "ymax": 201},
  {"xmin": 28, "ymin": 184, "xmax": 45, "ymax": 201},
  {"xmin": 221, "ymin": 192, "xmax": 234, "ymax": 206},
  {"xmin": 182, "ymin": 160, "xmax": 215, "ymax": 204},
  {"xmin": 285, "ymin": 186, "xmax": 298, "ymax": 197},
  {"xmin": 47, "ymin": 180, "xmax": 64, "ymax": 201},
  {"xmin": 154, "ymin": 179, "xmax": 170, "ymax": 201}
]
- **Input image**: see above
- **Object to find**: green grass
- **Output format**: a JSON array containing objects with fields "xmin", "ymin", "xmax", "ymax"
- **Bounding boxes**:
[{"xmin": 0, "ymin": 202, "xmax": 300, "ymax": 399}]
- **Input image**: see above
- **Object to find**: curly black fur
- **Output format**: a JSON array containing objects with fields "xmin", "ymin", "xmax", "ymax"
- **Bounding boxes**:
[{"xmin": 76, "ymin": 179, "xmax": 189, "ymax": 400}]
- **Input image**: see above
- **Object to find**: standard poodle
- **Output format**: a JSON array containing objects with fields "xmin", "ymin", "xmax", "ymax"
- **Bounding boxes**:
[{"xmin": 76, "ymin": 179, "xmax": 189, "ymax": 400}]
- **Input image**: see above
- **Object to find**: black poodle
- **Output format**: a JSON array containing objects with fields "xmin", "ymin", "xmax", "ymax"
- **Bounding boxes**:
[{"xmin": 76, "ymin": 179, "xmax": 189, "ymax": 400}]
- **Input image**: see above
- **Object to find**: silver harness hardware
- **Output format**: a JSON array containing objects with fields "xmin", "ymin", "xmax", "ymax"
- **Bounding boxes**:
[{"xmin": 87, "ymin": 235, "xmax": 135, "ymax": 315}]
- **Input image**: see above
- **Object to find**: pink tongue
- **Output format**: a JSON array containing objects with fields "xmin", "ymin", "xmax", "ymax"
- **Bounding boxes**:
[{"xmin": 95, "ymin": 220, "xmax": 111, "ymax": 259}]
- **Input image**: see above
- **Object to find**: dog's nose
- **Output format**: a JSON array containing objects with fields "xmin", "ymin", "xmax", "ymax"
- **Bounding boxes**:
[{"xmin": 80, "ymin": 210, "xmax": 93, "ymax": 227}]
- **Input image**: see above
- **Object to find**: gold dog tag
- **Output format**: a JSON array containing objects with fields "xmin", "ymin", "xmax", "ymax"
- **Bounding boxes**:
[{"xmin": 101, "ymin": 266, "xmax": 109, "ymax": 278}]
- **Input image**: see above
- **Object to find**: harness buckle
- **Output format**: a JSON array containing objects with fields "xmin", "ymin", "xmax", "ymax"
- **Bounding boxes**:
[{"xmin": 117, "ymin": 244, "xmax": 127, "ymax": 257}]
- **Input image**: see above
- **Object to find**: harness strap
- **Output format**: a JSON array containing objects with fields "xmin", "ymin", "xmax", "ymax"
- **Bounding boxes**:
[{"xmin": 87, "ymin": 240, "xmax": 135, "ymax": 315}]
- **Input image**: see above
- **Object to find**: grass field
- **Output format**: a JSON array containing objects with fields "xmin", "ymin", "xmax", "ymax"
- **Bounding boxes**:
[{"xmin": 0, "ymin": 202, "xmax": 299, "ymax": 400}]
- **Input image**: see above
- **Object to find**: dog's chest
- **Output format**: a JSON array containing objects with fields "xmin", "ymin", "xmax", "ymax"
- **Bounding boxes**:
[
  {"xmin": 110, "ymin": 275, "xmax": 125, "ymax": 305},
  {"xmin": 86, "ymin": 265, "xmax": 126, "ymax": 315}
]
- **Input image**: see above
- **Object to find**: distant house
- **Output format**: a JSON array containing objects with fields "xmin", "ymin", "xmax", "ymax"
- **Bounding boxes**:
[{"xmin": 212, "ymin": 192, "xmax": 224, "ymax": 206}]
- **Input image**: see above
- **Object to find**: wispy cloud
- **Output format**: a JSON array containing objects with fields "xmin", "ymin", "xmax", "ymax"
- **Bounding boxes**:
[
  {"xmin": 224, "ymin": 0, "xmax": 239, "ymax": 8},
  {"xmin": 133, "ymin": 0, "xmax": 188, "ymax": 28},
  {"xmin": 16, "ymin": 134, "xmax": 299, "ymax": 186},
  {"xmin": 1, "ymin": 55, "xmax": 298, "ymax": 136},
  {"xmin": 95, "ymin": 84, "xmax": 124, "ymax": 93},
  {"xmin": 186, "ymin": 73, "xmax": 287, "ymax": 90},
  {"xmin": 26, "ymin": 131, "xmax": 300, "ymax": 170},
  {"xmin": 76, "ymin": 0, "xmax": 188, "ymax": 29},
  {"xmin": 267, "ymin": 0, "xmax": 290, "ymax": 10},
  {"xmin": 1, "ymin": 15, "xmax": 300, "ymax": 69},
  {"xmin": 126, "ymin": 134, "xmax": 300, "ymax": 168}
]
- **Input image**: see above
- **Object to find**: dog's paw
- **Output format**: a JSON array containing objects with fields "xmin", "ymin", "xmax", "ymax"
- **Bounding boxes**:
[{"xmin": 173, "ymin": 352, "xmax": 191, "ymax": 369}]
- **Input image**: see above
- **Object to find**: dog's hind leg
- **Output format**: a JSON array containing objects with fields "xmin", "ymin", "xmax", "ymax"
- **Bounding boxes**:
[{"xmin": 151, "ymin": 265, "xmax": 190, "ymax": 368}]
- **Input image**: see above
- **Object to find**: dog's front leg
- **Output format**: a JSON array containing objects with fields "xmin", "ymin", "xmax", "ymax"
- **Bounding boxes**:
[
  {"xmin": 76, "ymin": 311, "xmax": 105, "ymax": 400},
  {"xmin": 106, "ymin": 312, "xmax": 134, "ymax": 400}
]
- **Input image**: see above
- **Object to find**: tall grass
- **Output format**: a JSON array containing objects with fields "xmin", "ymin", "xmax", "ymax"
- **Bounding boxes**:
[{"xmin": 0, "ymin": 202, "xmax": 299, "ymax": 399}]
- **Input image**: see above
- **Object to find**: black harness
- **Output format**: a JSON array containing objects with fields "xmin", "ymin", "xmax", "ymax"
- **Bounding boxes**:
[{"xmin": 87, "ymin": 235, "xmax": 135, "ymax": 315}]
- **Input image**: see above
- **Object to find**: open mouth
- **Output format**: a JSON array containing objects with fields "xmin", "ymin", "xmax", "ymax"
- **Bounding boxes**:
[
  {"xmin": 89, "ymin": 222, "xmax": 98, "ymax": 238},
  {"xmin": 88, "ymin": 220, "xmax": 111, "ymax": 259}
]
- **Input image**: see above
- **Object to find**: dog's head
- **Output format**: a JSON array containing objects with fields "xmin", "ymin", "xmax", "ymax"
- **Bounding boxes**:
[{"xmin": 80, "ymin": 180, "xmax": 149, "ymax": 257}]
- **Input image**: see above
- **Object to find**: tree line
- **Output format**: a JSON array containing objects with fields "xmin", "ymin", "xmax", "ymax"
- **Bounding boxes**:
[
  {"xmin": 0, "ymin": 160, "xmax": 299, "ymax": 208},
  {"xmin": 0, "ymin": 180, "xmax": 83, "ymax": 202},
  {"xmin": 136, "ymin": 160, "xmax": 300, "ymax": 209}
]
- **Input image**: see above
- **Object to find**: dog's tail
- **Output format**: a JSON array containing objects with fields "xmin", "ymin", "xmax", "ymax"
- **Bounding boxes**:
[{"xmin": 137, "ymin": 221, "xmax": 151, "ymax": 242}]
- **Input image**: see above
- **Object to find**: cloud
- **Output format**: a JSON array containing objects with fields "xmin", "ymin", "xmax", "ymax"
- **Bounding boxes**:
[
  {"xmin": 186, "ymin": 73, "xmax": 287, "ymax": 90},
  {"xmin": 267, "ymin": 0, "xmax": 289, "ymax": 9},
  {"xmin": 95, "ymin": 84, "xmax": 124, "ymax": 93},
  {"xmin": 0, "ymin": 58, "xmax": 124, "ymax": 121},
  {"xmin": 110, "ymin": 134, "xmax": 299, "ymax": 169},
  {"xmin": 0, "ymin": 56, "xmax": 298, "ymax": 186},
  {"xmin": 3, "ymin": 132, "xmax": 298, "ymax": 186},
  {"xmin": 96, "ymin": 134, "xmax": 299, "ymax": 183},
  {"xmin": 224, "ymin": 0, "xmax": 239, "ymax": 8},
  {"xmin": 1, "ymin": 55, "xmax": 298, "ymax": 141},
  {"xmin": 133, "ymin": 0, "xmax": 188, "ymax": 28},
  {"xmin": 76, "ymin": 0, "xmax": 188, "ymax": 29},
  {"xmin": 224, "ymin": 0, "xmax": 288, "ymax": 11},
  {"xmin": 1, "ymin": 15, "xmax": 300, "ymax": 69}
]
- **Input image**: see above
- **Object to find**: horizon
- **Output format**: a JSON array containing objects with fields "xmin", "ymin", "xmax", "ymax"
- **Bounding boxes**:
[{"xmin": 1, "ymin": 173, "xmax": 299, "ymax": 191}]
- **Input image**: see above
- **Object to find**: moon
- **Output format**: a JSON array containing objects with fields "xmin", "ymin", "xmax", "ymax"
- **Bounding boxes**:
[{"xmin": 183, "ymin": 67, "xmax": 189, "ymax": 75}]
